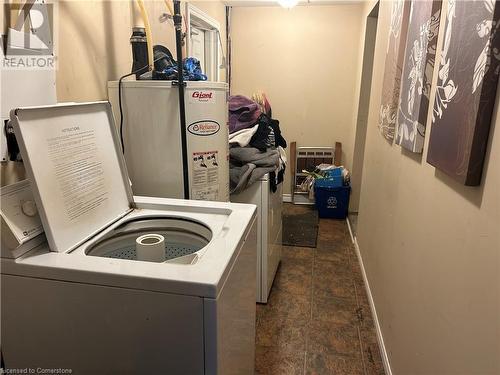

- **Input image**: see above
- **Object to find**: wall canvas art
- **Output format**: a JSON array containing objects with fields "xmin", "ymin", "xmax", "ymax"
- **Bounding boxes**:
[
  {"xmin": 427, "ymin": 0, "xmax": 500, "ymax": 185},
  {"xmin": 379, "ymin": 0, "xmax": 411, "ymax": 142},
  {"xmin": 396, "ymin": 0, "xmax": 442, "ymax": 153}
]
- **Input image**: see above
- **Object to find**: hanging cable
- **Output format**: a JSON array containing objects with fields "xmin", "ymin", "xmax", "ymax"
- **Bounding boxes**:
[
  {"xmin": 118, "ymin": 56, "xmax": 163, "ymax": 154},
  {"xmin": 118, "ymin": 72, "xmax": 135, "ymax": 154}
]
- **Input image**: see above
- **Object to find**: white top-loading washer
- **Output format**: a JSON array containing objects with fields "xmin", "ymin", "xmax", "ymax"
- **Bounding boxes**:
[{"xmin": 1, "ymin": 102, "xmax": 257, "ymax": 374}]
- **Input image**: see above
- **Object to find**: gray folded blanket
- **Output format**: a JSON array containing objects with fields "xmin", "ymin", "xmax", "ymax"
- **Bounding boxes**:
[{"xmin": 230, "ymin": 147, "xmax": 280, "ymax": 194}]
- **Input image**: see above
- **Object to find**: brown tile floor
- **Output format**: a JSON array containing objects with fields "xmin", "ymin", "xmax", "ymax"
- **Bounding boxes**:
[{"xmin": 255, "ymin": 205, "xmax": 385, "ymax": 375}]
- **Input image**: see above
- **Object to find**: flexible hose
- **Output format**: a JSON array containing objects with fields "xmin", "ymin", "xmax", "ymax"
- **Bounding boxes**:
[
  {"xmin": 136, "ymin": 0, "xmax": 154, "ymax": 71},
  {"xmin": 163, "ymin": 0, "xmax": 174, "ymax": 16}
]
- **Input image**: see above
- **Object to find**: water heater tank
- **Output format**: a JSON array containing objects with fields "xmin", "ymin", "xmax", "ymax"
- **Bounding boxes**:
[{"xmin": 108, "ymin": 81, "xmax": 229, "ymax": 202}]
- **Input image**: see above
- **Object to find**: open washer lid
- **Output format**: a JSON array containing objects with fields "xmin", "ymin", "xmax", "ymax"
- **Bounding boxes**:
[{"xmin": 11, "ymin": 102, "xmax": 134, "ymax": 253}]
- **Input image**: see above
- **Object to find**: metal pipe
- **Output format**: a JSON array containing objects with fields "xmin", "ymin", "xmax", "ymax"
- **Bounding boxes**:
[
  {"xmin": 130, "ymin": 27, "xmax": 148, "ymax": 78},
  {"xmin": 173, "ymin": 0, "xmax": 190, "ymax": 199}
]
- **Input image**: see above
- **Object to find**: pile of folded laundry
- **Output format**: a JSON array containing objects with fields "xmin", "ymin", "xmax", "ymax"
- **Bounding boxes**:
[{"xmin": 228, "ymin": 94, "xmax": 287, "ymax": 194}]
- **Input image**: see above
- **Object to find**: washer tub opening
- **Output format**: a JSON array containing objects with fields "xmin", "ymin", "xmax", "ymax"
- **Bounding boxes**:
[{"xmin": 86, "ymin": 217, "xmax": 212, "ymax": 263}]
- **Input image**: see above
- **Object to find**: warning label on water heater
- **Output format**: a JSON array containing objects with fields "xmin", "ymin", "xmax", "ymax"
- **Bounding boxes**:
[{"xmin": 192, "ymin": 151, "xmax": 219, "ymax": 201}]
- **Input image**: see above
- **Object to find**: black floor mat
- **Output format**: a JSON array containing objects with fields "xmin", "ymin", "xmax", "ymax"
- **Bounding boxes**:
[{"xmin": 282, "ymin": 205, "xmax": 319, "ymax": 248}]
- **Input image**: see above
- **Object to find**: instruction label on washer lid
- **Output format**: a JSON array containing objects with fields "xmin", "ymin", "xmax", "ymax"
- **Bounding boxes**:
[
  {"xmin": 12, "ymin": 103, "xmax": 132, "ymax": 252},
  {"xmin": 191, "ymin": 151, "xmax": 219, "ymax": 201}
]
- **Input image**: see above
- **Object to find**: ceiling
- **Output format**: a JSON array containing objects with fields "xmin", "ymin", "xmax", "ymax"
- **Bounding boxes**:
[{"xmin": 224, "ymin": 0, "xmax": 365, "ymax": 7}]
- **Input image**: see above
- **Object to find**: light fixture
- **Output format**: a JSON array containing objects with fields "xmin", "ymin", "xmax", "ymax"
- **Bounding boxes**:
[{"xmin": 277, "ymin": 0, "xmax": 299, "ymax": 9}]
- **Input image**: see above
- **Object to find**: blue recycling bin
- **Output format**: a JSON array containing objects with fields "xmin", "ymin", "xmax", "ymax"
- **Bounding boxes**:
[
  {"xmin": 321, "ymin": 168, "xmax": 344, "ymax": 188},
  {"xmin": 314, "ymin": 178, "xmax": 351, "ymax": 219}
]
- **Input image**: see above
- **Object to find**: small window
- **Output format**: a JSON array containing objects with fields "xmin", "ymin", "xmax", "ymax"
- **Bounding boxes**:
[{"xmin": 186, "ymin": 4, "xmax": 221, "ymax": 82}]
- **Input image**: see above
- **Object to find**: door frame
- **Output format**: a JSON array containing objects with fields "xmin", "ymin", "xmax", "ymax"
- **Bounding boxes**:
[
  {"xmin": 350, "ymin": 2, "xmax": 380, "ymax": 214},
  {"xmin": 185, "ymin": 3, "xmax": 221, "ymax": 82}
]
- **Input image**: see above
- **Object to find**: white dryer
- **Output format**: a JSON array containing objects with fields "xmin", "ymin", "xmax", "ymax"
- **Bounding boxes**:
[
  {"xmin": 231, "ymin": 174, "xmax": 282, "ymax": 303},
  {"xmin": 1, "ymin": 102, "xmax": 257, "ymax": 374}
]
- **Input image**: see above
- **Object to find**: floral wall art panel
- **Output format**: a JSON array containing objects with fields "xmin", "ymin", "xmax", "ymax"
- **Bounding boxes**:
[
  {"xmin": 379, "ymin": 0, "xmax": 411, "ymax": 142},
  {"xmin": 396, "ymin": 0, "xmax": 442, "ymax": 153},
  {"xmin": 427, "ymin": 0, "xmax": 500, "ymax": 186}
]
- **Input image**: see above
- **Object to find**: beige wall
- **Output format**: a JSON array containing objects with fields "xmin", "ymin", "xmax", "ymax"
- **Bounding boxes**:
[
  {"xmin": 1, "ymin": 0, "xmax": 227, "ymax": 186},
  {"xmin": 56, "ymin": 0, "xmax": 227, "ymax": 102},
  {"xmin": 357, "ymin": 1, "xmax": 500, "ymax": 374},
  {"xmin": 1, "ymin": 1, "xmax": 226, "ymax": 103},
  {"xmin": 230, "ymin": 4, "xmax": 365, "ymax": 195}
]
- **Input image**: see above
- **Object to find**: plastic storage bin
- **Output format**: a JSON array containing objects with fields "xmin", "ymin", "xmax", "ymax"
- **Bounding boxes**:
[{"xmin": 314, "ymin": 181, "xmax": 351, "ymax": 219}]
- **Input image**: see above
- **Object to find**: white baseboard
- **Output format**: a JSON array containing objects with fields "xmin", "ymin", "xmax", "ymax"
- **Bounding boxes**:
[
  {"xmin": 283, "ymin": 194, "xmax": 292, "ymax": 203},
  {"xmin": 346, "ymin": 216, "xmax": 355, "ymax": 243},
  {"xmin": 346, "ymin": 218, "xmax": 393, "ymax": 375}
]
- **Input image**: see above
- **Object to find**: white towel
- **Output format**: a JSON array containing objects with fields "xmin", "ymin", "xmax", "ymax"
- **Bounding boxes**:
[{"xmin": 229, "ymin": 125, "xmax": 259, "ymax": 147}]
